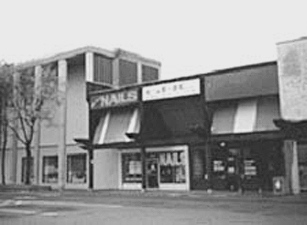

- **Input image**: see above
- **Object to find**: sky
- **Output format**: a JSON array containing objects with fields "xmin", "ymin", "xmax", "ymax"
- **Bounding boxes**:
[{"xmin": 0, "ymin": 0, "xmax": 306, "ymax": 80}]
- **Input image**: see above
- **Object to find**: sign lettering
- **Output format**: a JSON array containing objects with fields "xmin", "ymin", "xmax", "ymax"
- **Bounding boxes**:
[
  {"xmin": 91, "ymin": 90, "xmax": 138, "ymax": 109},
  {"xmin": 142, "ymin": 78, "xmax": 200, "ymax": 101}
]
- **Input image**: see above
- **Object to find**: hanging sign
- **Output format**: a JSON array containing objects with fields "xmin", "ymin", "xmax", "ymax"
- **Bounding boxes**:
[
  {"xmin": 142, "ymin": 78, "xmax": 200, "ymax": 101},
  {"xmin": 90, "ymin": 89, "xmax": 138, "ymax": 109}
]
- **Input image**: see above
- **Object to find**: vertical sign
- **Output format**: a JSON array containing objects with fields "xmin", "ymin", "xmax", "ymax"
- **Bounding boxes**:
[{"xmin": 277, "ymin": 38, "xmax": 307, "ymax": 121}]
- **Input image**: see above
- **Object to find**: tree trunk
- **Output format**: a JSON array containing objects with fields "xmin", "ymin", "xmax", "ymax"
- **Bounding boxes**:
[
  {"xmin": 0, "ymin": 98, "xmax": 6, "ymax": 185},
  {"xmin": 25, "ymin": 143, "xmax": 32, "ymax": 185},
  {"xmin": 1, "ymin": 124, "xmax": 7, "ymax": 185}
]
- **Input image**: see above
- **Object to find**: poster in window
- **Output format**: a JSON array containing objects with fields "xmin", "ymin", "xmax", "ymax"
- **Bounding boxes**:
[
  {"xmin": 213, "ymin": 160, "xmax": 224, "ymax": 172},
  {"xmin": 244, "ymin": 160, "xmax": 257, "ymax": 176}
]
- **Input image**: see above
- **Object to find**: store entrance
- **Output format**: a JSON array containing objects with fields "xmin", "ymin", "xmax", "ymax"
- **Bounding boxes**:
[
  {"xmin": 211, "ymin": 146, "xmax": 260, "ymax": 192},
  {"xmin": 146, "ymin": 157, "xmax": 159, "ymax": 188},
  {"xmin": 226, "ymin": 149, "xmax": 241, "ymax": 191},
  {"xmin": 211, "ymin": 141, "xmax": 284, "ymax": 192}
]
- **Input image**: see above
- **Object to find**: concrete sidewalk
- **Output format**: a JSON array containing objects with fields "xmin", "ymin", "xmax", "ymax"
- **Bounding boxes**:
[
  {"xmin": 40, "ymin": 189, "xmax": 307, "ymax": 204},
  {"xmin": 1, "ymin": 185, "xmax": 307, "ymax": 204}
]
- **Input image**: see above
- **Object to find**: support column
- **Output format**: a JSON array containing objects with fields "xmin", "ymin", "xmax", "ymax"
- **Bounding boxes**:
[
  {"xmin": 205, "ymin": 142, "xmax": 212, "ymax": 192},
  {"xmin": 34, "ymin": 65, "xmax": 42, "ymax": 185},
  {"xmin": 85, "ymin": 52, "xmax": 94, "ymax": 82},
  {"xmin": 283, "ymin": 140, "xmax": 300, "ymax": 194},
  {"xmin": 112, "ymin": 57, "xmax": 120, "ymax": 87},
  {"xmin": 58, "ymin": 60, "xmax": 68, "ymax": 190},
  {"xmin": 137, "ymin": 62, "xmax": 142, "ymax": 84},
  {"xmin": 141, "ymin": 146, "xmax": 146, "ymax": 191}
]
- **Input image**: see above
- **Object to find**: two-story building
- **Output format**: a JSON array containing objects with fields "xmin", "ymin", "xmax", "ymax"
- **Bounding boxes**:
[{"xmin": 0, "ymin": 46, "xmax": 161, "ymax": 189}]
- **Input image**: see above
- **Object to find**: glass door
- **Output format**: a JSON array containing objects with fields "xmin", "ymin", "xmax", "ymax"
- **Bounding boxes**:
[
  {"xmin": 226, "ymin": 149, "xmax": 240, "ymax": 191},
  {"xmin": 146, "ymin": 154, "xmax": 159, "ymax": 188}
]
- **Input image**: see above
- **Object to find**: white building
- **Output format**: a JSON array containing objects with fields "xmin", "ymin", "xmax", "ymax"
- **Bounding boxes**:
[{"xmin": 0, "ymin": 46, "xmax": 161, "ymax": 189}]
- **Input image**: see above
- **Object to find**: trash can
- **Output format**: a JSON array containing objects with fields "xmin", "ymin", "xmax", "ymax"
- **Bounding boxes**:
[{"xmin": 272, "ymin": 176, "xmax": 285, "ymax": 195}]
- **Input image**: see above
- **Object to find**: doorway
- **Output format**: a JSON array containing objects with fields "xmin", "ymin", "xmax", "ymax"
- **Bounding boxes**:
[
  {"xmin": 146, "ymin": 156, "xmax": 159, "ymax": 188},
  {"xmin": 211, "ymin": 147, "xmax": 260, "ymax": 191}
]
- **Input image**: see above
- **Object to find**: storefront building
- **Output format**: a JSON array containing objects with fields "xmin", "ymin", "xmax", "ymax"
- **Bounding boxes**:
[
  {"xmin": 89, "ymin": 72, "xmax": 283, "ymax": 193},
  {"xmin": 90, "ymin": 79, "xmax": 203, "ymax": 190},
  {"xmin": 88, "ymin": 37, "xmax": 307, "ymax": 194}
]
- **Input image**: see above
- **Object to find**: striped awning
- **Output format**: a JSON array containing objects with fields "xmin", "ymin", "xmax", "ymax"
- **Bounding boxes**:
[
  {"xmin": 211, "ymin": 96, "xmax": 281, "ymax": 135},
  {"xmin": 93, "ymin": 108, "xmax": 140, "ymax": 144}
]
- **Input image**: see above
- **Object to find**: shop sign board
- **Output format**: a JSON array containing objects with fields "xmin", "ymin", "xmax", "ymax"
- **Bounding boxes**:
[
  {"xmin": 142, "ymin": 78, "xmax": 200, "ymax": 101},
  {"xmin": 90, "ymin": 89, "xmax": 138, "ymax": 109}
]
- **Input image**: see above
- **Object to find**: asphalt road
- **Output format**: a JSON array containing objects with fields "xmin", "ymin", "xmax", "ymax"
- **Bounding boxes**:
[{"xmin": 0, "ymin": 191, "xmax": 307, "ymax": 225}]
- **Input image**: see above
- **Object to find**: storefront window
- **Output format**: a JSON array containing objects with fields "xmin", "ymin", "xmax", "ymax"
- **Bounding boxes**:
[
  {"xmin": 42, "ymin": 156, "xmax": 58, "ymax": 183},
  {"xmin": 67, "ymin": 154, "xmax": 87, "ymax": 184},
  {"xmin": 159, "ymin": 151, "xmax": 186, "ymax": 184},
  {"xmin": 122, "ymin": 153, "xmax": 142, "ymax": 183},
  {"xmin": 21, "ymin": 157, "xmax": 34, "ymax": 183}
]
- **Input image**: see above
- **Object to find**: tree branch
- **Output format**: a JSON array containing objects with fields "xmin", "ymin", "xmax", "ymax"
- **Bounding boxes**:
[{"xmin": 7, "ymin": 123, "xmax": 26, "ymax": 145}]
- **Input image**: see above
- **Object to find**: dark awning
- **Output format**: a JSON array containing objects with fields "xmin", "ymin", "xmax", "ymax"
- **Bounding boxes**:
[{"xmin": 141, "ymin": 96, "xmax": 208, "ymax": 141}]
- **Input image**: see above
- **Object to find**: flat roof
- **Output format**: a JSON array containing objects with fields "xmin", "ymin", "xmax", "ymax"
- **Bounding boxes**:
[
  {"xmin": 89, "ymin": 60, "xmax": 278, "ymax": 97},
  {"xmin": 16, "ymin": 46, "xmax": 161, "ymax": 70}
]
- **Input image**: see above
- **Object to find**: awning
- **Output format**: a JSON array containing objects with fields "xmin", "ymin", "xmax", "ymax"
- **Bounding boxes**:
[
  {"xmin": 93, "ymin": 107, "xmax": 140, "ymax": 144},
  {"xmin": 141, "ymin": 97, "xmax": 207, "ymax": 140},
  {"xmin": 211, "ymin": 96, "xmax": 281, "ymax": 135}
]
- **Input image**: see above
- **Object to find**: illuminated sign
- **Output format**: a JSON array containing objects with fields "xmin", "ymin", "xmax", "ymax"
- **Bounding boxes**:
[
  {"xmin": 142, "ymin": 78, "xmax": 200, "ymax": 101},
  {"xmin": 90, "ymin": 89, "xmax": 138, "ymax": 109}
]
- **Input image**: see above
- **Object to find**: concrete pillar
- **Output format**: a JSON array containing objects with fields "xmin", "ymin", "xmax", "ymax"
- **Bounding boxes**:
[
  {"xmin": 291, "ymin": 141, "xmax": 300, "ymax": 194},
  {"xmin": 112, "ymin": 58, "xmax": 120, "ymax": 87},
  {"xmin": 85, "ymin": 52, "xmax": 94, "ymax": 82},
  {"xmin": 137, "ymin": 62, "xmax": 142, "ymax": 84},
  {"xmin": 283, "ymin": 140, "xmax": 300, "ymax": 194},
  {"xmin": 33, "ymin": 65, "xmax": 42, "ymax": 185},
  {"xmin": 205, "ymin": 142, "xmax": 212, "ymax": 192},
  {"xmin": 156, "ymin": 65, "xmax": 161, "ymax": 81},
  {"xmin": 57, "ymin": 60, "xmax": 68, "ymax": 190}
]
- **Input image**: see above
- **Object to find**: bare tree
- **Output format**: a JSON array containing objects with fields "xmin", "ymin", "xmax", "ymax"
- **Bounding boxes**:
[
  {"xmin": 0, "ymin": 64, "xmax": 13, "ymax": 185},
  {"xmin": 8, "ymin": 64, "xmax": 59, "ymax": 185}
]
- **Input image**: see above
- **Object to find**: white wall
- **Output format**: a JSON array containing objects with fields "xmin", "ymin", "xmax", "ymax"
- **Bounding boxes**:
[
  {"xmin": 94, "ymin": 149, "xmax": 119, "ymax": 189},
  {"xmin": 66, "ymin": 63, "xmax": 88, "ymax": 144}
]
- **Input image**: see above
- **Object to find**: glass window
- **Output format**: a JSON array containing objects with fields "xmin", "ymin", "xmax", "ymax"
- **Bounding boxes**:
[
  {"xmin": 122, "ymin": 153, "xmax": 142, "ymax": 183},
  {"xmin": 67, "ymin": 154, "xmax": 87, "ymax": 184},
  {"xmin": 142, "ymin": 65, "xmax": 159, "ymax": 82},
  {"xmin": 159, "ymin": 151, "xmax": 186, "ymax": 184},
  {"xmin": 42, "ymin": 156, "xmax": 58, "ymax": 183},
  {"xmin": 94, "ymin": 54, "xmax": 113, "ymax": 84},
  {"xmin": 119, "ymin": 59, "xmax": 137, "ymax": 86},
  {"xmin": 21, "ymin": 157, "xmax": 34, "ymax": 183}
]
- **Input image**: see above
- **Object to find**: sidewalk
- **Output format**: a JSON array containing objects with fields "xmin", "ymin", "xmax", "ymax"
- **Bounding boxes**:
[
  {"xmin": 43, "ymin": 188, "xmax": 307, "ymax": 204},
  {"xmin": 1, "ymin": 185, "xmax": 307, "ymax": 204}
]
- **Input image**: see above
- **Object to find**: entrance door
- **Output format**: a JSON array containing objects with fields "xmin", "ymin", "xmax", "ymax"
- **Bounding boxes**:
[
  {"xmin": 211, "ymin": 148, "xmax": 240, "ymax": 191},
  {"xmin": 226, "ymin": 149, "xmax": 240, "ymax": 191},
  {"xmin": 146, "ymin": 157, "xmax": 159, "ymax": 188}
]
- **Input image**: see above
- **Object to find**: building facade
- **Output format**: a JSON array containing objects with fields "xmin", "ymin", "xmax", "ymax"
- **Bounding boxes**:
[
  {"xmin": 2, "ymin": 37, "xmax": 307, "ymax": 195},
  {"xmin": 0, "ymin": 46, "xmax": 161, "ymax": 189},
  {"xmin": 89, "ymin": 37, "xmax": 307, "ymax": 194}
]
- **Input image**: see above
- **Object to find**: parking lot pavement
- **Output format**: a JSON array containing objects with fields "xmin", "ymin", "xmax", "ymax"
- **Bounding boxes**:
[
  {"xmin": 0, "ymin": 193, "xmax": 306, "ymax": 225},
  {"xmin": 1, "ymin": 190, "xmax": 307, "ymax": 225}
]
